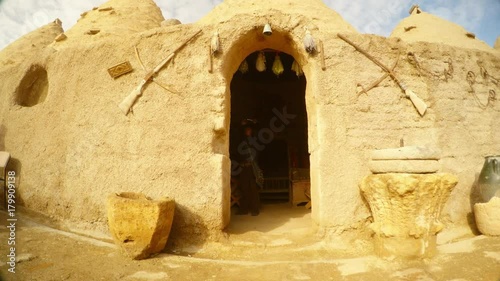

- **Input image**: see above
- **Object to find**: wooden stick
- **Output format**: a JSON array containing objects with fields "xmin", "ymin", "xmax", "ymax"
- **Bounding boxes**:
[
  {"xmin": 208, "ymin": 44, "xmax": 213, "ymax": 73},
  {"xmin": 319, "ymin": 39, "xmax": 326, "ymax": 70},
  {"xmin": 119, "ymin": 29, "xmax": 202, "ymax": 115},
  {"xmin": 118, "ymin": 54, "xmax": 174, "ymax": 114},
  {"xmin": 134, "ymin": 46, "xmax": 147, "ymax": 71},
  {"xmin": 153, "ymin": 80, "xmax": 179, "ymax": 95},
  {"xmin": 135, "ymin": 46, "xmax": 178, "ymax": 94},
  {"xmin": 358, "ymin": 53, "xmax": 400, "ymax": 96},
  {"xmin": 337, "ymin": 33, "xmax": 427, "ymax": 116}
]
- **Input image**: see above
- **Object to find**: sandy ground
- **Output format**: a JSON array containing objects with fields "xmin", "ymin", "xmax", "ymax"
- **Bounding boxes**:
[{"xmin": 1, "ymin": 204, "xmax": 500, "ymax": 281}]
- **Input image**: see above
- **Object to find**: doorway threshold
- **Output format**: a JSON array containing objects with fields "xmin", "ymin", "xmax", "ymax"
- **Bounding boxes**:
[{"xmin": 225, "ymin": 203, "xmax": 314, "ymax": 247}]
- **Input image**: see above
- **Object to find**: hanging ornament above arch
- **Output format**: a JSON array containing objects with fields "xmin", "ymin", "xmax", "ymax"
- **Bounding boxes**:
[
  {"xmin": 239, "ymin": 59, "xmax": 249, "ymax": 74},
  {"xmin": 291, "ymin": 59, "xmax": 303, "ymax": 77},
  {"xmin": 272, "ymin": 52, "xmax": 284, "ymax": 76},
  {"xmin": 303, "ymin": 27, "xmax": 317, "ymax": 54},
  {"xmin": 256, "ymin": 51, "xmax": 266, "ymax": 72}
]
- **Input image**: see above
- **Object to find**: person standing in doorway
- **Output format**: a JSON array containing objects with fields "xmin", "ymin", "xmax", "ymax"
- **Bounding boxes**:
[{"xmin": 236, "ymin": 119, "xmax": 262, "ymax": 216}]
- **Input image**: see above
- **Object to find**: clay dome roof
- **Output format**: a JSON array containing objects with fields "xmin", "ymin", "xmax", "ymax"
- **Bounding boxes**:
[
  {"xmin": 57, "ymin": 0, "xmax": 164, "ymax": 45},
  {"xmin": 197, "ymin": 0, "xmax": 357, "ymax": 33},
  {"xmin": 0, "ymin": 19, "xmax": 63, "ymax": 66},
  {"xmin": 390, "ymin": 11, "xmax": 493, "ymax": 52}
]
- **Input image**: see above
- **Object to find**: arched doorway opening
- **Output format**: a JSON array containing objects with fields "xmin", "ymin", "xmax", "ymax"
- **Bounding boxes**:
[{"xmin": 227, "ymin": 49, "xmax": 311, "ymax": 234}]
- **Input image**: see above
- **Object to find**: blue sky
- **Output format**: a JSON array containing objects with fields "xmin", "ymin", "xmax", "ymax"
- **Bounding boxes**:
[{"xmin": 0, "ymin": 0, "xmax": 498, "ymax": 50}]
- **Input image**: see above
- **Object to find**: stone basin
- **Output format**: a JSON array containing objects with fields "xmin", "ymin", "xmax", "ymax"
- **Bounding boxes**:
[
  {"xmin": 359, "ymin": 173, "xmax": 458, "ymax": 259},
  {"xmin": 107, "ymin": 192, "xmax": 175, "ymax": 260},
  {"xmin": 474, "ymin": 197, "xmax": 500, "ymax": 236}
]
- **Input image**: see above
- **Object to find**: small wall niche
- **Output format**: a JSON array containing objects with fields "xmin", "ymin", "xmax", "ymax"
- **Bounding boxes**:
[{"xmin": 15, "ymin": 64, "xmax": 49, "ymax": 107}]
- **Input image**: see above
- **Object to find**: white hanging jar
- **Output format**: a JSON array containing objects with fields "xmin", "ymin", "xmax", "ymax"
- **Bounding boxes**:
[
  {"xmin": 303, "ymin": 27, "xmax": 316, "ymax": 53},
  {"xmin": 211, "ymin": 30, "xmax": 220, "ymax": 55}
]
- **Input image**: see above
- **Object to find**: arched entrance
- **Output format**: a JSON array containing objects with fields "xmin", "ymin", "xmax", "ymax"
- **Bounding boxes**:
[{"xmin": 227, "ymin": 49, "xmax": 311, "ymax": 233}]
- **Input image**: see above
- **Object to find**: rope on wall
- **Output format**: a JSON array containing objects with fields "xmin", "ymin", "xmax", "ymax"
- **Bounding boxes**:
[
  {"xmin": 467, "ymin": 67, "xmax": 497, "ymax": 109},
  {"xmin": 406, "ymin": 52, "xmax": 453, "ymax": 81}
]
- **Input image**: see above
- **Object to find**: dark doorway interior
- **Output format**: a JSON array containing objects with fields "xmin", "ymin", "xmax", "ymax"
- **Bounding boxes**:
[{"xmin": 229, "ymin": 51, "xmax": 309, "ymax": 210}]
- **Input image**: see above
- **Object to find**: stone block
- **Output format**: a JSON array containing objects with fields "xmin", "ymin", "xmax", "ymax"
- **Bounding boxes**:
[
  {"xmin": 85, "ymin": 29, "xmax": 100, "ymax": 35},
  {"xmin": 369, "ymin": 160, "xmax": 440, "ymax": 174},
  {"xmin": 474, "ymin": 197, "xmax": 500, "ymax": 236},
  {"xmin": 360, "ymin": 173, "xmax": 458, "ymax": 258},
  {"xmin": 54, "ymin": 33, "xmax": 67, "ymax": 42},
  {"xmin": 371, "ymin": 146, "xmax": 441, "ymax": 160},
  {"xmin": 161, "ymin": 19, "xmax": 182, "ymax": 27},
  {"xmin": 107, "ymin": 192, "xmax": 175, "ymax": 260}
]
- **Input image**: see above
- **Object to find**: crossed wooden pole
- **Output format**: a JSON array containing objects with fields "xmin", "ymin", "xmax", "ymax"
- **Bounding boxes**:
[
  {"xmin": 118, "ymin": 29, "xmax": 202, "ymax": 115},
  {"xmin": 338, "ymin": 33, "xmax": 428, "ymax": 116}
]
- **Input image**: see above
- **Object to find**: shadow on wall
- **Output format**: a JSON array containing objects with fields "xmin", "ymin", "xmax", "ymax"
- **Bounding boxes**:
[
  {"xmin": 0, "ymin": 125, "xmax": 5, "ymax": 210},
  {"xmin": 6, "ymin": 157, "xmax": 23, "ymax": 206},
  {"xmin": 0, "ymin": 124, "xmax": 5, "ymax": 150},
  {"xmin": 468, "ymin": 173, "xmax": 481, "ymax": 235},
  {"xmin": 1, "ymin": 126, "xmax": 24, "ymax": 207},
  {"xmin": 165, "ymin": 203, "xmax": 210, "ymax": 253},
  {"xmin": 359, "ymin": 188, "xmax": 373, "ymax": 223}
]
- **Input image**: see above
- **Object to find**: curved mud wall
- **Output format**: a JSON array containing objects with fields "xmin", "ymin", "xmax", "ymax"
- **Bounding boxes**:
[{"xmin": 0, "ymin": 3, "xmax": 498, "ymax": 243}]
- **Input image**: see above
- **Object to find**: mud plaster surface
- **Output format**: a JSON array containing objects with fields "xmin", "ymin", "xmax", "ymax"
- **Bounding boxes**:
[
  {"xmin": 0, "ymin": 0, "xmax": 498, "ymax": 245},
  {"xmin": 1, "ymin": 210, "xmax": 500, "ymax": 281}
]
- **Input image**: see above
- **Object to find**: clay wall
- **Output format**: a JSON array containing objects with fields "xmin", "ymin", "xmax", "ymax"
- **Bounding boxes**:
[{"xmin": 0, "ymin": 2, "xmax": 498, "ymax": 243}]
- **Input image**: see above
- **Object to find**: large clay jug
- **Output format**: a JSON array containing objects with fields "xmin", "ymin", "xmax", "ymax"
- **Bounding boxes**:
[{"xmin": 478, "ymin": 155, "xmax": 500, "ymax": 202}]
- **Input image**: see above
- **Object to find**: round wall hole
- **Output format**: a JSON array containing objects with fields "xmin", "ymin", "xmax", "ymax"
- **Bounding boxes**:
[{"xmin": 15, "ymin": 64, "xmax": 49, "ymax": 107}]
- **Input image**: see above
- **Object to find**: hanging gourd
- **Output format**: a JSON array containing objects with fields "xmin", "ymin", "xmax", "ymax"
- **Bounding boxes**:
[
  {"xmin": 211, "ymin": 30, "xmax": 220, "ymax": 55},
  {"xmin": 303, "ymin": 27, "xmax": 316, "ymax": 54},
  {"xmin": 239, "ymin": 59, "xmax": 249, "ymax": 74},
  {"xmin": 291, "ymin": 59, "xmax": 303, "ymax": 77},
  {"xmin": 272, "ymin": 53, "xmax": 284, "ymax": 77},
  {"xmin": 256, "ymin": 51, "xmax": 266, "ymax": 72}
]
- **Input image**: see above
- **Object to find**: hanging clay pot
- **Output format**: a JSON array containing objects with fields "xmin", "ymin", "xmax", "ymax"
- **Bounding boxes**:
[
  {"xmin": 211, "ymin": 30, "xmax": 220, "ymax": 55},
  {"xmin": 239, "ymin": 59, "xmax": 249, "ymax": 74},
  {"xmin": 256, "ymin": 51, "xmax": 266, "ymax": 72},
  {"xmin": 272, "ymin": 53, "xmax": 284, "ymax": 76},
  {"xmin": 303, "ymin": 28, "xmax": 316, "ymax": 53},
  {"xmin": 291, "ymin": 59, "xmax": 303, "ymax": 77},
  {"xmin": 478, "ymin": 155, "xmax": 500, "ymax": 202}
]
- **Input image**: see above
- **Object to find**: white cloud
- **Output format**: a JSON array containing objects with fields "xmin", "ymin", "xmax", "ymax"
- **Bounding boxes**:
[
  {"xmin": 0, "ymin": 0, "xmax": 102, "ymax": 49},
  {"xmin": 325, "ymin": 0, "xmax": 413, "ymax": 35},
  {"xmin": 157, "ymin": 0, "xmax": 222, "ymax": 23},
  {"xmin": 425, "ymin": 0, "xmax": 487, "ymax": 31},
  {"xmin": 323, "ymin": 0, "xmax": 497, "ymax": 43}
]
